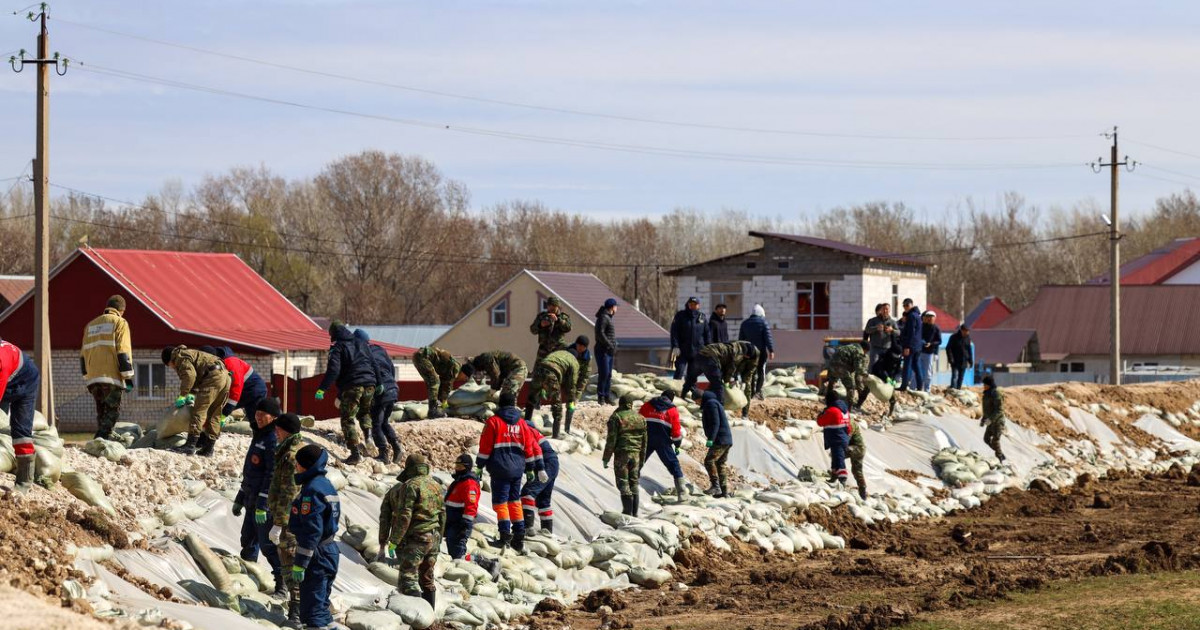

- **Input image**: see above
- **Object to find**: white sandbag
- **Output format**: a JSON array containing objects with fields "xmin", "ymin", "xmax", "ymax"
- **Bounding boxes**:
[
  {"xmin": 723, "ymin": 387, "xmax": 748, "ymax": 411},
  {"xmin": 817, "ymin": 532, "xmax": 846, "ymax": 550},
  {"xmin": 32, "ymin": 410, "xmax": 48, "ymax": 432},
  {"xmin": 387, "ymin": 591, "xmax": 436, "ymax": 629},
  {"xmin": 769, "ymin": 532, "xmax": 795, "ymax": 554},
  {"xmin": 346, "ymin": 610, "xmax": 406, "ymax": 630},
  {"xmin": 443, "ymin": 605, "xmax": 486, "ymax": 627},
  {"xmin": 157, "ymin": 407, "xmax": 192, "ymax": 439},
  {"xmin": 628, "ymin": 566, "xmax": 672, "ymax": 588},
  {"xmin": 326, "ymin": 468, "xmax": 348, "ymax": 491},
  {"xmin": 34, "ymin": 448, "xmax": 61, "ymax": 487},
  {"xmin": 865, "ymin": 375, "xmax": 894, "ymax": 404},
  {"xmin": 82, "ymin": 438, "xmax": 127, "ymax": 462},
  {"xmin": 448, "ymin": 386, "xmax": 491, "ymax": 408},
  {"xmin": 555, "ymin": 545, "xmax": 594, "ymax": 569},
  {"xmin": 222, "ymin": 420, "xmax": 254, "ymax": 436},
  {"xmin": 33, "ymin": 429, "xmax": 64, "ymax": 459},
  {"xmin": 183, "ymin": 532, "xmax": 233, "ymax": 594}
]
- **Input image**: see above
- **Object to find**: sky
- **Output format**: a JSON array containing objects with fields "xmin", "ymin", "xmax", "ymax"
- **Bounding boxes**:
[{"xmin": 1, "ymin": 0, "xmax": 1198, "ymax": 222}]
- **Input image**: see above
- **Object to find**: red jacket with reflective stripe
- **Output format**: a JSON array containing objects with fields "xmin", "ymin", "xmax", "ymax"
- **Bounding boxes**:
[
  {"xmin": 639, "ymin": 400, "xmax": 682, "ymax": 442},
  {"xmin": 223, "ymin": 355, "xmax": 254, "ymax": 405},
  {"xmin": 817, "ymin": 406, "xmax": 851, "ymax": 432},
  {"xmin": 0, "ymin": 341, "xmax": 24, "ymax": 401},
  {"xmin": 444, "ymin": 473, "xmax": 481, "ymax": 520}
]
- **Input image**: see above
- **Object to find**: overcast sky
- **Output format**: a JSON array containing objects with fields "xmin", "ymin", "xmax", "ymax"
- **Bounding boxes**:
[{"xmin": 0, "ymin": 1, "xmax": 1197, "ymax": 221}]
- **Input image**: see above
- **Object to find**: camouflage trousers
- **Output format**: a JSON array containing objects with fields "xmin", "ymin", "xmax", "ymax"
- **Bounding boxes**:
[
  {"xmin": 704, "ymin": 444, "xmax": 731, "ymax": 485},
  {"xmin": 357, "ymin": 386, "xmax": 375, "ymax": 433},
  {"xmin": 190, "ymin": 374, "xmax": 231, "ymax": 440},
  {"xmin": 414, "ymin": 355, "xmax": 455, "ymax": 404},
  {"xmin": 984, "ymin": 419, "xmax": 1005, "ymax": 460},
  {"xmin": 397, "ymin": 532, "xmax": 439, "ymax": 595},
  {"xmin": 88, "ymin": 383, "xmax": 123, "ymax": 436},
  {"xmin": 276, "ymin": 529, "xmax": 301, "ymax": 601},
  {"xmin": 338, "ymin": 386, "xmax": 373, "ymax": 447},
  {"xmin": 847, "ymin": 429, "xmax": 866, "ymax": 493},
  {"xmin": 612, "ymin": 451, "xmax": 643, "ymax": 497},
  {"xmin": 498, "ymin": 367, "xmax": 527, "ymax": 399}
]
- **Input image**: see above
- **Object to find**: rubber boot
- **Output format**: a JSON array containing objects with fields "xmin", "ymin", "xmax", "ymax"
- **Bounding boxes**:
[
  {"xmin": 13, "ymin": 456, "xmax": 34, "ymax": 493},
  {"xmin": 704, "ymin": 476, "xmax": 721, "ymax": 496},
  {"xmin": 564, "ymin": 407, "xmax": 574, "ymax": 435},
  {"xmin": 541, "ymin": 518, "xmax": 553, "ymax": 535},
  {"xmin": 427, "ymin": 399, "xmax": 447, "ymax": 419},
  {"xmin": 620, "ymin": 495, "xmax": 632, "ymax": 516},
  {"xmin": 855, "ymin": 387, "xmax": 870, "ymax": 411},
  {"xmin": 344, "ymin": 443, "xmax": 362, "ymax": 466},
  {"xmin": 196, "ymin": 434, "xmax": 216, "ymax": 457},
  {"xmin": 511, "ymin": 530, "xmax": 525, "ymax": 553},
  {"xmin": 271, "ymin": 574, "xmax": 287, "ymax": 599},
  {"xmin": 491, "ymin": 532, "xmax": 512, "ymax": 550},
  {"xmin": 421, "ymin": 589, "xmax": 436, "ymax": 611},
  {"xmin": 630, "ymin": 493, "xmax": 639, "ymax": 517},
  {"xmin": 858, "ymin": 485, "xmax": 868, "ymax": 501},
  {"xmin": 717, "ymin": 480, "xmax": 728, "ymax": 499},
  {"xmin": 173, "ymin": 433, "xmax": 199, "ymax": 456},
  {"xmin": 375, "ymin": 442, "xmax": 390, "ymax": 464},
  {"xmin": 523, "ymin": 509, "xmax": 536, "ymax": 532},
  {"xmin": 286, "ymin": 592, "xmax": 301, "ymax": 627},
  {"xmin": 389, "ymin": 439, "xmax": 404, "ymax": 465},
  {"xmin": 673, "ymin": 476, "xmax": 686, "ymax": 501},
  {"xmin": 549, "ymin": 408, "xmax": 562, "ymax": 439}
]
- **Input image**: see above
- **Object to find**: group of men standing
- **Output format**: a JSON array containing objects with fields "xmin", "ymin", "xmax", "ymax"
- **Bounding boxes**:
[{"xmin": 668, "ymin": 297, "xmax": 775, "ymax": 409}]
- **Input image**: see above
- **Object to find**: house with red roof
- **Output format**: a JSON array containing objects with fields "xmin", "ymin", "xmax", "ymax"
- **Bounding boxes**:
[
  {"xmin": 963, "ymin": 296, "xmax": 1013, "ymax": 330},
  {"xmin": 0, "ymin": 248, "xmax": 413, "ymax": 430},
  {"xmin": 1090, "ymin": 238, "xmax": 1200, "ymax": 286},
  {"xmin": 434, "ymin": 270, "xmax": 670, "ymax": 372},
  {"xmin": 0, "ymin": 275, "xmax": 33, "ymax": 313}
]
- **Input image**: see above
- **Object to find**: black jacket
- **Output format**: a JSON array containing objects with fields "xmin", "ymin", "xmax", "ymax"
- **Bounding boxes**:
[
  {"xmin": 738, "ymin": 315, "xmax": 774, "ymax": 353},
  {"xmin": 318, "ymin": 324, "xmax": 378, "ymax": 391},
  {"xmin": 699, "ymin": 390, "xmax": 733, "ymax": 446},
  {"xmin": 946, "ymin": 331, "xmax": 973, "ymax": 366},
  {"xmin": 920, "ymin": 323, "xmax": 942, "ymax": 355},
  {"xmin": 594, "ymin": 307, "xmax": 617, "ymax": 354},
  {"xmin": 368, "ymin": 344, "xmax": 398, "ymax": 400},
  {"xmin": 707, "ymin": 313, "xmax": 730, "ymax": 344},
  {"xmin": 236, "ymin": 423, "xmax": 276, "ymax": 512},
  {"xmin": 670, "ymin": 309, "xmax": 709, "ymax": 356}
]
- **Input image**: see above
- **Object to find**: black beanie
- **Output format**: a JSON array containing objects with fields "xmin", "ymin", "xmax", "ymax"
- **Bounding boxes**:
[
  {"xmin": 574, "ymin": 335, "xmax": 590, "ymax": 347},
  {"xmin": 460, "ymin": 362, "xmax": 475, "ymax": 378},
  {"xmin": 275, "ymin": 413, "xmax": 302, "ymax": 434},
  {"xmin": 161, "ymin": 346, "xmax": 177, "ymax": 365},
  {"xmin": 455, "ymin": 453, "xmax": 473, "ymax": 468},
  {"xmin": 256, "ymin": 397, "xmax": 282, "ymax": 418},
  {"xmin": 499, "ymin": 391, "xmax": 517, "ymax": 408},
  {"xmin": 296, "ymin": 444, "xmax": 323, "ymax": 470}
]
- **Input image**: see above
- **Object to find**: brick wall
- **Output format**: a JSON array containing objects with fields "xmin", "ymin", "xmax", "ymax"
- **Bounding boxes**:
[
  {"xmin": 829, "ymin": 275, "xmax": 863, "ymax": 330},
  {"xmin": 744, "ymin": 275, "xmax": 793, "ymax": 330}
]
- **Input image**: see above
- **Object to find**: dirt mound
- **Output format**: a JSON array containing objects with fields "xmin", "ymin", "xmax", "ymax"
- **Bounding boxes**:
[
  {"xmin": 580, "ymin": 588, "xmax": 627, "ymax": 612},
  {"xmin": 0, "ymin": 500, "xmax": 100, "ymax": 605},
  {"xmin": 799, "ymin": 604, "xmax": 913, "ymax": 630}
]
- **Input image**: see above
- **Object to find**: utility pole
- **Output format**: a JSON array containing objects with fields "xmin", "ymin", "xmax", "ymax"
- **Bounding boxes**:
[
  {"xmin": 1091, "ymin": 126, "xmax": 1135, "ymax": 386},
  {"xmin": 11, "ymin": 4, "xmax": 68, "ymax": 424},
  {"xmin": 633, "ymin": 265, "xmax": 640, "ymax": 311}
]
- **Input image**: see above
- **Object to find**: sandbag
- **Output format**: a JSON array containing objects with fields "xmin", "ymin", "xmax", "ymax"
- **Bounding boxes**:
[
  {"xmin": 386, "ymin": 591, "xmax": 435, "ymax": 630},
  {"xmin": 326, "ymin": 468, "xmax": 348, "ymax": 491},
  {"xmin": 32, "ymin": 429, "xmax": 64, "ymax": 459},
  {"xmin": 222, "ymin": 420, "xmax": 254, "ymax": 436},
  {"xmin": 346, "ymin": 610, "xmax": 406, "ymax": 630},
  {"xmin": 403, "ymin": 404, "xmax": 429, "ymax": 421},
  {"xmin": 240, "ymin": 558, "xmax": 275, "ymax": 593},
  {"xmin": 448, "ymin": 386, "xmax": 491, "ymax": 408},
  {"xmin": 34, "ymin": 448, "xmax": 61, "ymax": 487},
  {"xmin": 182, "ymin": 533, "xmax": 240, "ymax": 612},
  {"xmin": 111, "ymin": 422, "xmax": 143, "ymax": 446},
  {"xmin": 724, "ymin": 386, "xmax": 748, "ymax": 411},
  {"xmin": 628, "ymin": 566, "xmax": 672, "ymax": 588},
  {"xmin": 368, "ymin": 561, "xmax": 400, "ymax": 585},
  {"xmin": 157, "ymin": 407, "xmax": 192, "ymax": 440},
  {"xmin": 83, "ymin": 438, "xmax": 127, "ymax": 462},
  {"xmin": 130, "ymin": 429, "xmax": 158, "ymax": 450},
  {"xmin": 865, "ymin": 375, "xmax": 894, "ymax": 404}
]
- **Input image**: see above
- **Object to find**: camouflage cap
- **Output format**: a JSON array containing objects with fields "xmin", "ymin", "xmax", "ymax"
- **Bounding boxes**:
[
  {"xmin": 546, "ymin": 297, "xmax": 562, "ymax": 307},
  {"xmin": 618, "ymin": 392, "xmax": 638, "ymax": 409},
  {"xmin": 405, "ymin": 453, "xmax": 427, "ymax": 467}
]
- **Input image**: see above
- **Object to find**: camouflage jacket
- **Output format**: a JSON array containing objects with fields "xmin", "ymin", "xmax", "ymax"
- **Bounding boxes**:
[
  {"xmin": 416, "ymin": 346, "xmax": 459, "ymax": 376},
  {"xmin": 378, "ymin": 479, "xmax": 406, "ymax": 546},
  {"xmin": 387, "ymin": 461, "xmax": 446, "ymax": 545},
  {"xmin": 982, "ymin": 389, "xmax": 1005, "ymax": 424},
  {"xmin": 529, "ymin": 311, "xmax": 572, "ymax": 354},
  {"xmin": 268, "ymin": 432, "xmax": 306, "ymax": 526},
  {"xmin": 532, "ymin": 350, "xmax": 581, "ymax": 403},
  {"xmin": 699, "ymin": 340, "xmax": 760, "ymax": 384},
  {"xmin": 831, "ymin": 343, "xmax": 868, "ymax": 376},
  {"xmin": 475, "ymin": 351, "xmax": 526, "ymax": 388},
  {"xmin": 170, "ymin": 346, "xmax": 227, "ymax": 396},
  {"xmin": 603, "ymin": 408, "xmax": 647, "ymax": 463}
]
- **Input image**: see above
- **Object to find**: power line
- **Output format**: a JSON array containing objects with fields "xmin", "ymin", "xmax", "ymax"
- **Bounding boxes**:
[
  {"xmin": 54, "ymin": 17, "xmax": 1097, "ymax": 143},
  {"xmin": 1139, "ymin": 164, "xmax": 1200, "ymax": 182},
  {"xmin": 901, "ymin": 230, "xmax": 1110, "ymax": 258},
  {"xmin": 0, "ymin": 212, "xmax": 32, "ymax": 222},
  {"xmin": 73, "ymin": 63, "xmax": 1082, "ymax": 172},
  {"xmin": 1123, "ymin": 138, "xmax": 1200, "ymax": 162}
]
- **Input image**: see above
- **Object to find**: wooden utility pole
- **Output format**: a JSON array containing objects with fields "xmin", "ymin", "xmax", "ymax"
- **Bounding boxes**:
[
  {"xmin": 11, "ymin": 4, "xmax": 67, "ymax": 423},
  {"xmin": 1092, "ymin": 127, "xmax": 1134, "ymax": 386}
]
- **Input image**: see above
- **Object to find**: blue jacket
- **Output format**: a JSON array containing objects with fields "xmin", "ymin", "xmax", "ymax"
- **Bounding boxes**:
[
  {"xmin": 476, "ymin": 407, "xmax": 543, "ymax": 478},
  {"xmin": 899, "ymin": 307, "xmax": 924, "ymax": 351},
  {"xmin": 318, "ymin": 325, "xmax": 377, "ymax": 392},
  {"xmin": 669, "ymin": 309, "xmax": 709, "ymax": 356},
  {"xmin": 699, "ymin": 390, "xmax": 733, "ymax": 446},
  {"xmin": 738, "ymin": 315, "xmax": 774, "ymax": 353},
  {"xmin": 643, "ymin": 395, "xmax": 681, "ymax": 448},
  {"xmin": 368, "ymin": 344, "xmax": 398, "ymax": 400},
  {"xmin": 236, "ymin": 423, "xmax": 277, "ymax": 511},
  {"xmin": 707, "ymin": 314, "xmax": 729, "ymax": 345},
  {"xmin": 288, "ymin": 450, "xmax": 341, "ymax": 568}
]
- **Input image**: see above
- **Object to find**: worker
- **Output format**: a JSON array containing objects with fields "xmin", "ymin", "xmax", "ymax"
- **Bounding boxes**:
[
  {"xmin": 351, "ymin": 329, "xmax": 378, "ymax": 451},
  {"xmin": 602, "ymin": 393, "xmax": 647, "ymax": 516},
  {"xmin": 521, "ymin": 423, "xmax": 559, "ymax": 534},
  {"xmin": 524, "ymin": 348, "xmax": 581, "ymax": 439},
  {"xmin": 233, "ymin": 397, "xmax": 286, "ymax": 598},
  {"xmin": 466, "ymin": 351, "xmax": 527, "ymax": 400},
  {"xmin": 386, "ymin": 453, "xmax": 445, "ymax": 609},
  {"xmin": 669, "ymin": 297, "xmax": 709, "ymax": 399},
  {"xmin": 566, "ymin": 335, "xmax": 592, "ymax": 403},
  {"xmin": 738, "ymin": 304, "xmax": 775, "ymax": 401},
  {"xmin": 848, "ymin": 410, "xmax": 868, "ymax": 500},
  {"xmin": 212, "ymin": 347, "xmax": 268, "ymax": 429},
  {"xmin": 817, "ymin": 391, "xmax": 851, "ymax": 486},
  {"xmin": 476, "ymin": 391, "xmax": 545, "ymax": 552},
  {"xmin": 707, "ymin": 303, "xmax": 730, "ymax": 344},
  {"xmin": 288, "ymin": 445, "xmax": 341, "ymax": 630},
  {"xmin": 367, "ymin": 340, "xmax": 404, "ymax": 465},
  {"xmin": 981, "ymin": 375, "xmax": 1007, "ymax": 462},
  {"xmin": 593, "ymin": 297, "xmax": 619, "ymax": 405},
  {"xmin": 530, "ymin": 296, "xmax": 572, "ymax": 361},
  {"xmin": 266, "ymin": 412, "xmax": 305, "ymax": 624},
  {"xmin": 80, "ymin": 295, "xmax": 134, "ymax": 441},
  {"xmin": 315, "ymin": 322, "xmax": 376, "ymax": 465},
  {"xmin": 413, "ymin": 346, "xmax": 461, "ymax": 420},
  {"xmin": 695, "ymin": 389, "xmax": 732, "ymax": 498},
  {"xmin": 696, "ymin": 340, "xmax": 759, "ymax": 408},
  {"xmin": 162, "ymin": 345, "xmax": 231, "ymax": 457},
  {"xmin": 827, "ymin": 341, "xmax": 870, "ymax": 411},
  {"xmin": 0, "ymin": 339, "xmax": 39, "ymax": 492},
  {"xmin": 444, "ymin": 453, "xmax": 481, "ymax": 560},
  {"xmin": 640, "ymin": 389, "xmax": 686, "ymax": 499}
]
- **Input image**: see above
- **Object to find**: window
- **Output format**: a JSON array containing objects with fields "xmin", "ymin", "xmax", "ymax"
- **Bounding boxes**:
[
  {"xmin": 293, "ymin": 366, "xmax": 309, "ymax": 381},
  {"xmin": 1060, "ymin": 362, "xmax": 1085, "ymax": 373},
  {"xmin": 746, "ymin": 262, "xmax": 757, "ymax": 269},
  {"xmin": 136, "ymin": 362, "xmax": 166, "ymax": 399},
  {"xmin": 777, "ymin": 261, "xmax": 790, "ymax": 269},
  {"xmin": 891, "ymin": 283, "xmax": 899, "ymax": 315},
  {"xmin": 796, "ymin": 282, "xmax": 830, "ymax": 330},
  {"xmin": 536, "ymin": 292, "xmax": 550, "ymax": 313},
  {"xmin": 710, "ymin": 281, "xmax": 744, "ymax": 325},
  {"xmin": 490, "ymin": 296, "xmax": 509, "ymax": 327}
]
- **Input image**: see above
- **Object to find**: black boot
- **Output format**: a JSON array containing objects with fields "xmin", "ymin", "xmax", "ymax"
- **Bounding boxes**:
[
  {"xmin": 271, "ymin": 575, "xmax": 287, "ymax": 599},
  {"xmin": 717, "ymin": 481, "xmax": 728, "ymax": 499},
  {"xmin": 704, "ymin": 476, "xmax": 721, "ymax": 496},
  {"xmin": 344, "ymin": 443, "xmax": 362, "ymax": 466},
  {"xmin": 541, "ymin": 518, "xmax": 553, "ymax": 535},
  {"xmin": 427, "ymin": 399, "xmax": 447, "ymax": 419},
  {"xmin": 195, "ymin": 434, "xmax": 216, "ymax": 457},
  {"xmin": 490, "ymin": 532, "xmax": 512, "ymax": 549},
  {"xmin": 630, "ymin": 493, "xmax": 639, "ymax": 517},
  {"xmin": 173, "ymin": 434, "xmax": 199, "ymax": 456},
  {"xmin": 511, "ymin": 530, "xmax": 525, "ymax": 553},
  {"xmin": 858, "ymin": 485, "xmax": 868, "ymax": 501},
  {"xmin": 13, "ymin": 455, "xmax": 34, "ymax": 492},
  {"xmin": 375, "ymin": 442, "xmax": 390, "ymax": 464},
  {"xmin": 620, "ymin": 495, "xmax": 632, "ymax": 515},
  {"xmin": 286, "ymin": 592, "xmax": 301, "ymax": 627},
  {"xmin": 421, "ymin": 588, "xmax": 436, "ymax": 610},
  {"xmin": 389, "ymin": 439, "xmax": 404, "ymax": 465},
  {"xmin": 523, "ymin": 509, "xmax": 536, "ymax": 532}
]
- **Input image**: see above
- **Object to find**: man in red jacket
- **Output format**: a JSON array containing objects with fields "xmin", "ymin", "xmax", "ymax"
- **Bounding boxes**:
[
  {"xmin": 476, "ymin": 392, "xmax": 546, "ymax": 552},
  {"xmin": 443, "ymin": 453, "xmax": 480, "ymax": 560},
  {"xmin": 639, "ymin": 389, "xmax": 686, "ymax": 499},
  {"xmin": 0, "ymin": 339, "xmax": 39, "ymax": 492}
]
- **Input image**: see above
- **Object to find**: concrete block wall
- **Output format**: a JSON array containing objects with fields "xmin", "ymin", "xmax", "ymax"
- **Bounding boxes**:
[
  {"xmin": 829, "ymin": 275, "xmax": 863, "ymax": 330},
  {"xmin": 744, "ymin": 275, "xmax": 794, "ymax": 330},
  {"xmin": 672, "ymin": 276, "xmax": 711, "ymax": 312}
]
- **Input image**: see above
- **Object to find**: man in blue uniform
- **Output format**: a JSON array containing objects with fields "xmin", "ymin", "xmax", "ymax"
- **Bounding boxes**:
[
  {"xmin": 233, "ymin": 397, "xmax": 285, "ymax": 598},
  {"xmin": 288, "ymin": 445, "xmax": 341, "ymax": 630}
]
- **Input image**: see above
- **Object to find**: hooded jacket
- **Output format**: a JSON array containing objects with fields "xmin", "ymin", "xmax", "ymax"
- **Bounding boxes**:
[
  {"xmin": 525, "ymin": 424, "xmax": 558, "ymax": 465},
  {"xmin": 669, "ymin": 308, "xmax": 709, "ymax": 356},
  {"xmin": 288, "ymin": 450, "xmax": 341, "ymax": 568},
  {"xmin": 899, "ymin": 307, "xmax": 924, "ymax": 351},
  {"xmin": 476, "ymin": 406, "xmax": 544, "ymax": 478},
  {"xmin": 81, "ymin": 307, "xmax": 134, "ymax": 388},
  {"xmin": 738, "ymin": 312, "xmax": 775, "ymax": 354},
  {"xmin": 640, "ymin": 395, "xmax": 682, "ymax": 447},
  {"xmin": 236, "ymin": 420, "xmax": 277, "ymax": 512},
  {"xmin": 699, "ymin": 390, "xmax": 733, "ymax": 446},
  {"xmin": 921, "ymin": 322, "xmax": 942, "ymax": 355},
  {"xmin": 387, "ymin": 457, "xmax": 446, "ymax": 545},
  {"xmin": 368, "ymin": 344, "xmax": 399, "ymax": 400},
  {"xmin": 444, "ymin": 468, "xmax": 481, "ymax": 522},
  {"xmin": 217, "ymin": 347, "xmax": 267, "ymax": 415},
  {"xmin": 318, "ymin": 324, "xmax": 377, "ymax": 392},
  {"xmin": 946, "ymin": 330, "xmax": 973, "ymax": 366},
  {"xmin": 707, "ymin": 312, "xmax": 730, "ymax": 344},
  {"xmin": 594, "ymin": 307, "xmax": 617, "ymax": 354}
]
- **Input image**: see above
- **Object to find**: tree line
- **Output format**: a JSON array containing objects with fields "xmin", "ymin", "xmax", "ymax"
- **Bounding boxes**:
[{"xmin": 0, "ymin": 149, "xmax": 1196, "ymax": 327}]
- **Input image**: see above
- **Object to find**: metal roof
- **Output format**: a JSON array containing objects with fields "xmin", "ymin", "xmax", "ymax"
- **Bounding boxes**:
[
  {"xmin": 970, "ymin": 328, "xmax": 1037, "ymax": 365},
  {"xmin": 963, "ymin": 296, "xmax": 1013, "ymax": 330},
  {"xmin": 748, "ymin": 232, "xmax": 934, "ymax": 268},
  {"xmin": 1090, "ymin": 238, "xmax": 1200, "ymax": 285},
  {"xmin": 352, "ymin": 325, "xmax": 451, "ymax": 349},
  {"xmin": 997, "ymin": 285, "xmax": 1200, "ymax": 356},
  {"xmin": 0, "ymin": 275, "xmax": 32, "ymax": 307},
  {"xmin": 527, "ymin": 271, "xmax": 669, "ymax": 342}
]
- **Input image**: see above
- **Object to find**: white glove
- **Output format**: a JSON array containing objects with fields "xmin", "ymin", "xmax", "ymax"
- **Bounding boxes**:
[
  {"xmin": 268, "ymin": 525, "xmax": 282, "ymax": 543},
  {"xmin": 537, "ymin": 470, "xmax": 549, "ymax": 483}
]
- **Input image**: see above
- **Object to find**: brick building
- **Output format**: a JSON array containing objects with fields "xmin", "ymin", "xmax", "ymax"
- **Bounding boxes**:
[{"xmin": 0, "ymin": 248, "xmax": 412, "ymax": 430}]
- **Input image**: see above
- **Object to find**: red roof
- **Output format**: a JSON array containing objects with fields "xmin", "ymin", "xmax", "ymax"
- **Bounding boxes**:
[
  {"xmin": 1091, "ymin": 238, "xmax": 1200, "ymax": 285},
  {"xmin": 997, "ymin": 285, "xmax": 1200, "ymax": 356},
  {"xmin": 0, "ymin": 275, "xmax": 32, "ymax": 309},
  {"xmin": 924, "ymin": 305, "xmax": 960, "ymax": 331},
  {"xmin": 963, "ymin": 296, "xmax": 1012, "ymax": 330},
  {"xmin": 749, "ymin": 231, "xmax": 933, "ymax": 268},
  {"xmin": 527, "ymin": 271, "xmax": 668, "ymax": 343}
]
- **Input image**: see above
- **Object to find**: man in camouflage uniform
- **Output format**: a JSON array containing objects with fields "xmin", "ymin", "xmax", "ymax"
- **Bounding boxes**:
[
  {"xmin": 81, "ymin": 295, "xmax": 134, "ymax": 440},
  {"xmin": 386, "ymin": 453, "xmax": 445, "ymax": 609},
  {"xmin": 414, "ymin": 346, "xmax": 461, "ymax": 420},
  {"xmin": 265, "ymin": 413, "xmax": 305, "ymax": 625},
  {"xmin": 352, "ymin": 330, "xmax": 378, "ymax": 445},
  {"xmin": 162, "ymin": 345, "xmax": 231, "ymax": 457},
  {"xmin": 696, "ymin": 340, "xmax": 759, "ymax": 407},
  {"xmin": 602, "ymin": 393, "xmax": 647, "ymax": 517},
  {"xmin": 524, "ymin": 349, "xmax": 581, "ymax": 439},
  {"xmin": 566, "ymin": 335, "xmax": 591, "ymax": 401},
  {"xmin": 980, "ymin": 375, "xmax": 1006, "ymax": 462},
  {"xmin": 847, "ymin": 413, "xmax": 868, "ymax": 500},
  {"xmin": 827, "ymin": 341, "xmax": 870, "ymax": 411},
  {"xmin": 316, "ymin": 322, "xmax": 377, "ymax": 465},
  {"xmin": 467, "ymin": 351, "xmax": 527, "ymax": 399},
  {"xmin": 529, "ymin": 296, "xmax": 572, "ymax": 361}
]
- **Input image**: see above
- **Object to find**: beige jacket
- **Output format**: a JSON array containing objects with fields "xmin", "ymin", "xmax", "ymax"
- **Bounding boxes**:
[{"xmin": 81, "ymin": 308, "xmax": 133, "ymax": 387}]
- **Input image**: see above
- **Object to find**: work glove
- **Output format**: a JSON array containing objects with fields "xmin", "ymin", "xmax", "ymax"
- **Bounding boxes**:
[
  {"xmin": 291, "ymin": 566, "xmax": 306, "ymax": 584},
  {"xmin": 603, "ymin": 460, "xmax": 610, "ymax": 469},
  {"xmin": 387, "ymin": 543, "xmax": 397, "ymax": 559},
  {"xmin": 255, "ymin": 509, "xmax": 268, "ymax": 525},
  {"xmin": 673, "ymin": 445, "xmax": 681, "ymax": 455},
  {"xmin": 526, "ymin": 471, "xmax": 535, "ymax": 483},
  {"xmin": 268, "ymin": 525, "xmax": 282, "ymax": 543},
  {"xmin": 218, "ymin": 415, "xmax": 229, "ymax": 428},
  {"xmin": 124, "ymin": 379, "xmax": 134, "ymax": 392},
  {"xmin": 231, "ymin": 502, "xmax": 243, "ymax": 517},
  {"xmin": 174, "ymin": 395, "xmax": 188, "ymax": 409},
  {"xmin": 475, "ymin": 466, "xmax": 485, "ymax": 477},
  {"xmin": 568, "ymin": 402, "xmax": 576, "ymax": 411},
  {"xmin": 537, "ymin": 470, "xmax": 549, "ymax": 483},
  {"xmin": 706, "ymin": 440, "xmax": 713, "ymax": 448},
  {"xmin": 315, "ymin": 389, "xmax": 325, "ymax": 401}
]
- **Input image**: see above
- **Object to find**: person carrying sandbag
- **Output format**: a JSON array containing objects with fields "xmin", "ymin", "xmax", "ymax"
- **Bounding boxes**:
[
  {"xmin": 465, "ymin": 351, "xmax": 527, "ymax": 400},
  {"xmin": 524, "ymin": 349, "xmax": 581, "ymax": 439},
  {"xmin": 981, "ymin": 375, "xmax": 1007, "ymax": 462},
  {"xmin": 288, "ymin": 445, "xmax": 341, "ymax": 630},
  {"xmin": 817, "ymin": 391, "xmax": 851, "ymax": 487},
  {"xmin": 385, "ymin": 453, "xmax": 444, "ymax": 610},
  {"xmin": 0, "ymin": 339, "xmax": 39, "ymax": 492},
  {"xmin": 640, "ymin": 389, "xmax": 686, "ymax": 499},
  {"xmin": 266, "ymin": 413, "xmax": 306, "ymax": 625},
  {"xmin": 695, "ymin": 340, "xmax": 759, "ymax": 413},
  {"xmin": 476, "ymin": 392, "xmax": 545, "ymax": 552},
  {"xmin": 603, "ymin": 393, "xmax": 647, "ymax": 516},
  {"xmin": 520, "ymin": 423, "xmax": 559, "ymax": 534},
  {"xmin": 443, "ymin": 453, "xmax": 480, "ymax": 560},
  {"xmin": 80, "ymin": 295, "xmax": 133, "ymax": 441},
  {"xmin": 367, "ymin": 340, "xmax": 404, "ymax": 464},
  {"xmin": 162, "ymin": 345, "xmax": 231, "ymax": 457},
  {"xmin": 413, "ymin": 346, "xmax": 462, "ymax": 420},
  {"xmin": 695, "ymin": 389, "xmax": 732, "ymax": 498}
]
